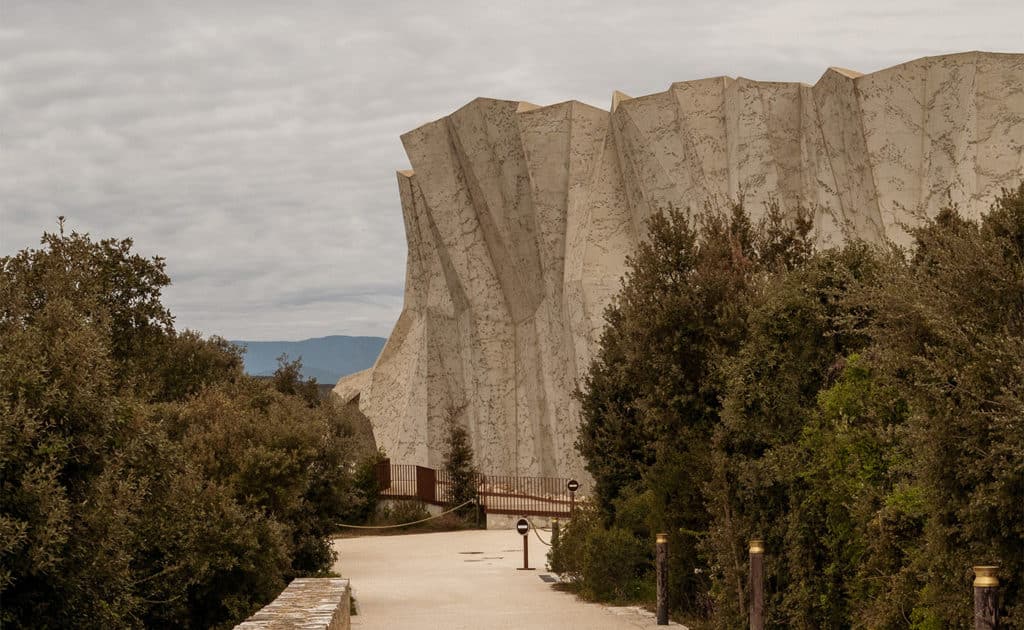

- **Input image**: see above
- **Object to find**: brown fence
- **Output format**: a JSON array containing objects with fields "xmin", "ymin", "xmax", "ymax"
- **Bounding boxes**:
[{"xmin": 374, "ymin": 460, "xmax": 575, "ymax": 517}]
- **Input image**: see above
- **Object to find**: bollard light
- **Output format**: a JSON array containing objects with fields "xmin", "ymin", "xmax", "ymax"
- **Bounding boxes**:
[
  {"xmin": 749, "ymin": 539, "xmax": 764, "ymax": 630},
  {"xmin": 974, "ymin": 566, "xmax": 999, "ymax": 588},
  {"xmin": 656, "ymin": 533, "xmax": 669, "ymax": 625},
  {"xmin": 973, "ymin": 565, "xmax": 999, "ymax": 630}
]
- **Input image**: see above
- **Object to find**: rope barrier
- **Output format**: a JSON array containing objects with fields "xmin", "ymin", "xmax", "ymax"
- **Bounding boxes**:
[
  {"xmin": 335, "ymin": 499, "xmax": 476, "ymax": 529},
  {"xmin": 526, "ymin": 516, "xmax": 552, "ymax": 546}
]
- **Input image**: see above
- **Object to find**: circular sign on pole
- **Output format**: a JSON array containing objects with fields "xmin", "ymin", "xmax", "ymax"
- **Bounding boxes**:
[
  {"xmin": 567, "ymin": 479, "xmax": 580, "ymax": 492},
  {"xmin": 516, "ymin": 518, "xmax": 529, "ymax": 536}
]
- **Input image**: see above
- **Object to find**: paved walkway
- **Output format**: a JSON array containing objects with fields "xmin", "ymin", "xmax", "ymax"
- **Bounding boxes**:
[{"xmin": 332, "ymin": 529, "xmax": 684, "ymax": 630}]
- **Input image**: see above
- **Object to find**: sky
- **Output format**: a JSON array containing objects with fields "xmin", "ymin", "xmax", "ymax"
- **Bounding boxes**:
[{"xmin": 2, "ymin": 0, "xmax": 1022, "ymax": 341}]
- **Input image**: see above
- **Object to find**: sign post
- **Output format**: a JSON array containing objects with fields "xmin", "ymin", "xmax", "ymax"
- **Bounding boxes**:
[
  {"xmin": 567, "ymin": 479, "xmax": 579, "ymax": 517},
  {"xmin": 516, "ymin": 518, "xmax": 533, "ymax": 571}
]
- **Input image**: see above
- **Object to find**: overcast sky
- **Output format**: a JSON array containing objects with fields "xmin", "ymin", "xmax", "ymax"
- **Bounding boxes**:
[{"xmin": 2, "ymin": 0, "xmax": 1021, "ymax": 341}]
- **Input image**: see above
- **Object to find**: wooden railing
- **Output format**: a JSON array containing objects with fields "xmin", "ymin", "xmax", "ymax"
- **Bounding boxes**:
[{"xmin": 374, "ymin": 460, "xmax": 576, "ymax": 517}]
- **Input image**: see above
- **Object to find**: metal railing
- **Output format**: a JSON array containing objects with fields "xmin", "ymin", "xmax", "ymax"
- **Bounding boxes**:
[
  {"xmin": 477, "ymin": 474, "xmax": 573, "ymax": 517},
  {"xmin": 374, "ymin": 460, "xmax": 575, "ymax": 517}
]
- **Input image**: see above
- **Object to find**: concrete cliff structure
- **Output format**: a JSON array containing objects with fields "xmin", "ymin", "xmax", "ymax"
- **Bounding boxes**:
[{"xmin": 336, "ymin": 52, "xmax": 1024, "ymax": 480}]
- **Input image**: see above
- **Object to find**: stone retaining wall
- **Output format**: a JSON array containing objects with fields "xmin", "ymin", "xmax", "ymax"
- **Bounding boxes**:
[{"xmin": 234, "ymin": 577, "xmax": 350, "ymax": 630}]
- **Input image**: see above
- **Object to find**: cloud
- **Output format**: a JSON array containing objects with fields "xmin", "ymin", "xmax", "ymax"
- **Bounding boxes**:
[{"xmin": 2, "ymin": 0, "xmax": 1022, "ymax": 340}]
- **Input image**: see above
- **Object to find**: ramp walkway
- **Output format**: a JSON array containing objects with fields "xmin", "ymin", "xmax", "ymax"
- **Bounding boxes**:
[{"xmin": 332, "ymin": 529, "xmax": 684, "ymax": 629}]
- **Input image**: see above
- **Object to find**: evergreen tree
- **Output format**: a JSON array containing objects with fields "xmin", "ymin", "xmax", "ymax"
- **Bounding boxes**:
[
  {"xmin": 569, "ymin": 184, "xmax": 1024, "ymax": 627},
  {"xmin": 443, "ymin": 405, "xmax": 479, "ymax": 522}
]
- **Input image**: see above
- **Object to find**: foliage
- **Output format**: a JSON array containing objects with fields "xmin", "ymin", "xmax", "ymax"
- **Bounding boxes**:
[
  {"xmin": 442, "ymin": 404, "xmax": 481, "ymax": 524},
  {"xmin": 546, "ymin": 503, "xmax": 653, "ymax": 603},
  {"xmin": 571, "ymin": 184, "xmax": 1024, "ymax": 627},
  {"xmin": 357, "ymin": 499, "xmax": 479, "ymax": 534},
  {"xmin": 0, "ymin": 224, "xmax": 372, "ymax": 628},
  {"xmin": 574, "ymin": 199, "xmax": 814, "ymax": 612},
  {"xmin": 374, "ymin": 500, "xmax": 430, "ymax": 526},
  {"xmin": 270, "ymin": 353, "xmax": 322, "ymax": 407},
  {"xmin": 346, "ymin": 448, "xmax": 387, "ymax": 526},
  {"xmin": 702, "ymin": 243, "xmax": 891, "ymax": 627}
]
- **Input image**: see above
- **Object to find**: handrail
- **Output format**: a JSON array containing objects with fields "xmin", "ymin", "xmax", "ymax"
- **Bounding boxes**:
[{"xmin": 374, "ymin": 460, "xmax": 577, "ymax": 517}]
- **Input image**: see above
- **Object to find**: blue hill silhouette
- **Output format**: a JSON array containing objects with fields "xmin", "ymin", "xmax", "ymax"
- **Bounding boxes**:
[{"xmin": 231, "ymin": 335, "xmax": 386, "ymax": 383}]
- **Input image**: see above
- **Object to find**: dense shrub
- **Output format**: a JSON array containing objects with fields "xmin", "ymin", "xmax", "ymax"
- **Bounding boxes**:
[
  {"xmin": 375, "ymin": 500, "xmax": 430, "ymax": 526},
  {"xmin": 575, "ymin": 199, "xmax": 814, "ymax": 612},
  {"xmin": 0, "ymin": 225, "xmax": 372, "ymax": 628},
  {"xmin": 547, "ymin": 503, "xmax": 653, "ymax": 602},
  {"xmin": 570, "ymin": 184, "xmax": 1024, "ymax": 627}
]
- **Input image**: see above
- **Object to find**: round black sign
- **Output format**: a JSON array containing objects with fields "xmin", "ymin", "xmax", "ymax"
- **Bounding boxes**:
[
  {"xmin": 516, "ymin": 518, "xmax": 529, "ymax": 535},
  {"xmin": 567, "ymin": 479, "xmax": 580, "ymax": 492}
]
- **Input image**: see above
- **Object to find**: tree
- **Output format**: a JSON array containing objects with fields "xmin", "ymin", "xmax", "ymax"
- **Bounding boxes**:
[
  {"xmin": 575, "ymin": 200, "xmax": 814, "ymax": 614},
  {"xmin": 1, "ymin": 223, "xmax": 370, "ymax": 628},
  {"xmin": 270, "ymin": 353, "xmax": 321, "ymax": 407},
  {"xmin": 853, "ymin": 185, "xmax": 1024, "ymax": 626},
  {"xmin": 442, "ymin": 405, "xmax": 479, "ymax": 522},
  {"xmin": 571, "ymin": 183, "xmax": 1024, "ymax": 627},
  {"xmin": 703, "ymin": 242, "xmax": 893, "ymax": 627}
]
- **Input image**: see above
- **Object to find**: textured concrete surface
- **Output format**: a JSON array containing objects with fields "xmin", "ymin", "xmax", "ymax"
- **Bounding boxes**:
[
  {"xmin": 336, "ymin": 52, "xmax": 1024, "ymax": 480},
  {"xmin": 332, "ymin": 530, "xmax": 684, "ymax": 629},
  {"xmin": 235, "ymin": 578, "xmax": 350, "ymax": 629}
]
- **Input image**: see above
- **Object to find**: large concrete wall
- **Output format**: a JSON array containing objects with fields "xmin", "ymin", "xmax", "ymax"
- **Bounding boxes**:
[{"xmin": 336, "ymin": 52, "xmax": 1024, "ymax": 480}]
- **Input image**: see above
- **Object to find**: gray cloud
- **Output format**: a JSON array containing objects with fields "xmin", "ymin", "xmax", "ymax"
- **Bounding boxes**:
[{"xmin": 2, "ymin": 0, "xmax": 1022, "ymax": 340}]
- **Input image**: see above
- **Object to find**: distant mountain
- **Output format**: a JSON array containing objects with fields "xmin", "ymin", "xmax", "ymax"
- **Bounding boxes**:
[{"xmin": 231, "ymin": 335, "xmax": 386, "ymax": 384}]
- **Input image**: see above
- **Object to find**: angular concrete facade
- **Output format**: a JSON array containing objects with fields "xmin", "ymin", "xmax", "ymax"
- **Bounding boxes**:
[{"xmin": 336, "ymin": 52, "xmax": 1024, "ymax": 480}]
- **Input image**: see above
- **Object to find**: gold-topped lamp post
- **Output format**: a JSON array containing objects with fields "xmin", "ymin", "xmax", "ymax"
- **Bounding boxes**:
[
  {"xmin": 749, "ymin": 539, "xmax": 764, "ymax": 630},
  {"xmin": 656, "ymin": 533, "xmax": 668, "ymax": 625},
  {"xmin": 973, "ymin": 566, "xmax": 999, "ymax": 629}
]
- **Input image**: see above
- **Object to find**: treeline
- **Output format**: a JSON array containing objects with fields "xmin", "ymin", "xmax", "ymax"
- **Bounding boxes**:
[
  {"xmin": 554, "ymin": 184, "xmax": 1024, "ymax": 627},
  {"xmin": 0, "ymin": 225, "xmax": 379, "ymax": 628}
]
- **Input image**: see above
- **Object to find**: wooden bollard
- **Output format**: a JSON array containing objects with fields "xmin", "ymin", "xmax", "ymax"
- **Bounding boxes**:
[
  {"xmin": 551, "ymin": 518, "xmax": 559, "ymax": 547},
  {"xmin": 749, "ymin": 539, "xmax": 764, "ymax": 630},
  {"xmin": 656, "ymin": 533, "xmax": 668, "ymax": 625},
  {"xmin": 973, "ymin": 566, "xmax": 999, "ymax": 629}
]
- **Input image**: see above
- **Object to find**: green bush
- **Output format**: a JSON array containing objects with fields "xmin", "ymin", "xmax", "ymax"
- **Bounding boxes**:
[
  {"xmin": 573, "ymin": 184, "xmax": 1024, "ymax": 627},
  {"xmin": 581, "ymin": 526, "xmax": 653, "ymax": 602},
  {"xmin": 548, "ymin": 504, "xmax": 653, "ymax": 603},
  {"xmin": 345, "ymin": 448, "xmax": 386, "ymax": 525},
  {"xmin": 0, "ymin": 225, "xmax": 371, "ymax": 628},
  {"xmin": 374, "ymin": 500, "xmax": 430, "ymax": 526},
  {"xmin": 547, "ymin": 504, "xmax": 597, "ymax": 580}
]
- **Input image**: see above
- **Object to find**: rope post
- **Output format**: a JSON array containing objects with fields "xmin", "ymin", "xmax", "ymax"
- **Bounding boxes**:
[
  {"xmin": 749, "ymin": 539, "xmax": 764, "ymax": 630},
  {"xmin": 551, "ymin": 518, "xmax": 559, "ymax": 548},
  {"xmin": 973, "ymin": 566, "xmax": 999, "ymax": 630},
  {"xmin": 523, "ymin": 532, "xmax": 529, "ymax": 569},
  {"xmin": 656, "ymin": 533, "xmax": 669, "ymax": 625}
]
